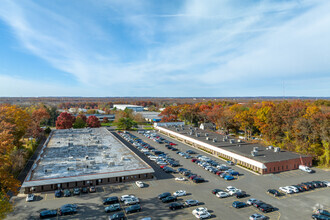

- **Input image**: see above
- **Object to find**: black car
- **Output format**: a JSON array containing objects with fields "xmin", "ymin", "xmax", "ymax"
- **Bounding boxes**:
[
  {"xmin": 103, "ymin": 196, "xmax": 119, "ymax": 205},
  {"xmin": 193, "ymin": 177, "xmax": 205, "ymax": 183},
  {"xmin": 158, "ymin": 192, "xmax": 171, "ymax": 199},
  {"xmin": 40, "ymin": 210, "xmax": 57, "ymax": 219},
  {"xmin": 81, "ymin": 187, "xmax": 88, "ymax": 193},
  {"xmin": 171, "ymin": 147, "xmax": 178, "ymax": 151},
  {"xmin": 314, "ymin": 181, "xmax": 326, "ymax": 187},
  {"xmin": 259, "ymin": 204, "xmax": 275, "ymax": 213},
  {"xmin": 253, "ymin": 201, "xmax": 265, "ymax": 208},
  {"xmin": 154, "ymin": 151, "xmax": 164, "ymax": 155},
  {"xmin": 178, "ymin": 168, "xmax": 188, "ymax": 173},
  {"xmin": 303, "ymin": 182, "xmax": 315, "ymax": 189},
  {"xmin": 169, "ymin": 202, "xmax": 184, "ymax": 210},
  {"xmin": 267, "ymin": 189, "xmax": 280, "ymax": 197},
  {"xmin": 212, "ymin": 189, "xmax": 223, "ymax": 194},
  {"xmin": 312, "ymin": 215, "xmax": 330, "ymax": 220},
  {"xmin": 58, "ymin": 207, "xmax": 77, "ymax": 216},
  {"xmin": 54, "ymin": 190, "xmax": 62, "ymax": 198},
  {"xmin": 163, "ymin": 167, "xmax": 175, "ymax": 173},
  {"xmin": 186, "ymin": 150, "xmax": 196, "ymax": 154},
  {"xmin": 235, "ymin": 191, "xmax": 248, "ymax": 198},
  {"xmin": 73, "ymin": 188, "xmax": 81, "ymax": 195},
  {"xmin": 125, "ymin": 204, "xmax": 141, "ymax": 214},
  {"xmin": 162, "ymin": 196, "xmax": 177, "ymax": 203},
  {"xmin": 183, "ymin": 171, "xmax": 192, "ymax": 176},
  {"xmin": 109, "ymin": 212, "xmax": 126, "ymax": 220},
  {"xmin": 169, "ymin": 161, "xmax": 180, "ymax": 167}
]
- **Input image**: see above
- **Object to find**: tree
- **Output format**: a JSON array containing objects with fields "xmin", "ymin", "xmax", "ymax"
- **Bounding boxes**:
[
  {"xmin": 73, "ymin": 116, "xmax": 87, "ymax": 128},
  {"xmin": 55, "ymin": 112, "xmax": 75, "ymax": 129},
  {"xmin": 87, "ymin": 116, "xmax": 101, "ymax": 128},
  {"xmin": 27, "ymin": 107, "xmax": 50, "ymax": 138},
  {"xmin": 103, "ymin": 117, "xmax": 109, "ymax": 123},
  {"xmin": 117, "ymin": 117, "xmax": 137, "ymax": 130}
]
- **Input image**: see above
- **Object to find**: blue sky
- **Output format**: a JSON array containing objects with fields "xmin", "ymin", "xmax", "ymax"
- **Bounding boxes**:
[{"xmin": 0, "ymin": 0, "xmax": 329, "ymax": 97}]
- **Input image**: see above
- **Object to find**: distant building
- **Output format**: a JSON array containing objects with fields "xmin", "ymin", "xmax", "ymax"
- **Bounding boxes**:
[
  {"xmin": 135, "ymin": 111, "xmax": 162, "ymax": 122},
  {"xmin": 113, "ymin": 104, "xmax": 144, "ymax": 112}
]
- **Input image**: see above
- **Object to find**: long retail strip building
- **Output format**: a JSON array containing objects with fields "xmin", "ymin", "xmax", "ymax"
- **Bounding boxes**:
[
  {"xmin": 22, "ymin": 128, "xmax": 154, "ymax": 193},
  {"xmin": 155, "ymin": 124, "xmax": 313, "ymax": 175}
]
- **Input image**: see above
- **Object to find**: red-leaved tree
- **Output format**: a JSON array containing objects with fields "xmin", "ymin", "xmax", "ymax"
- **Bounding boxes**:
[
  {"xmin": 87, "ymin": 116, "xmax": 101, "ymax": 128},
  {"xmin": 56, "ymin": 112, "xmax": 75, "ymax": 129}
]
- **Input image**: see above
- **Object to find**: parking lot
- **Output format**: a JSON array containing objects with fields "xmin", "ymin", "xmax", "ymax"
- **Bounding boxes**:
[{"xmin": 8, "ymin": 130, "xmax": 330, "ymax": 220}]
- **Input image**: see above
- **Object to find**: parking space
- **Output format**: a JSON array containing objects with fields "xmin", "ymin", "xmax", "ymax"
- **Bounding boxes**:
[{"xmin": 7, "ymin": 130, "xmax": 330, "ymax": 220}]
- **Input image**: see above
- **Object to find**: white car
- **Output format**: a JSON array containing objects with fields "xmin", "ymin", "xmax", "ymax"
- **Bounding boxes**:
[
  {"xmin": 120, "ymin": 194, "xmax": 136, "ymax": 202},
  {"xmin": 136, "ymin": 181, "xmax": 145, "ymax": 188},
  {"xmin": 249, "ymin": 213, "xmax": 268, "ymax": 220},
  {"xmin": 287, "ymin": 186, "xmax": 299, "ymax": 193},
  {"xmin": 124, "ymin": 197, "xmax": 139, "ymax": 205},
  {"xmin": 226, "ymin": 186, "xmax": 237, "ymax": 192},
  {"xmin": 26, "ymin": 194, "xmax": 34, "ymax": 202},
  {"xmin": 192, "ymin": 207, "xmax": 208, "ymax": 215},
  {"xmin": 279, "ymin": 186, "xmax": 293, "ymax": 194},
  {"xmin": 173, "ymin": 190, "xmax": 186, "ymax": 197},
  {"xmin": 149, "ymin": 156, "xmax": 158, "ymax": 161},
  {"xmin": 216, "ymin": 192, "xmax": 229, "ymax": 198},
  {"xmin": 175, "ymin": 177, "xmax": 187, "ymax": 181},
  {"xmin": 194, "ymin": 210, "xmax": 211, "ymax": 219},
  {"xmin": 324, "ymin": 181, "xmax": 330, "ymax": 187},
  {"xmin": 228, "ymin": 189, "xmax": 241, "ymax": 195}
]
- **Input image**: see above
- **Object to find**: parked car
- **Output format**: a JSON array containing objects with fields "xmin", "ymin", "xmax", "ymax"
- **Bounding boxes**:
[
  {"xmin": 120, "ymin": 195, "xmax": 137, "ymax": 202},
  {"xmin": 173, "ymin": 190, "xmax": 186, "ymax": 197},
  {"xmin": 312, "ymin": 215, "xmax": 330, "ymax": 220},
  {"xmin": 247, "ymin": 198, "xmax": 258, "ymax": 206},
  {"xmin": 58, "ymin": 207, "xmax": 77, "ymax": 216},
  {"xmin": 63, "ymin": 189, "xmax": 71, "ymax": 197},
  {"xmin": 124, "ymin": 197, "xmax": 139, "ymax": 205},
  {"xmin": 55, "ymin": 190, "xmax": 62, "ymax": 198},
  {"xmin": 315, "ymin": 209, "xmax": 330, "ymax": 217},
  {"xmin": 81, "ymin": 187, "xmax": 88, "ymax": 193},
  {"xmin": 226, "ymin": 160, "xmax": 234, "ymax": 165},
  {"xmin": 175, "ymin": 177, "xmax": 187, "ymax": 181},
  {"xmin": 40, "ymin": 210, "xmax": 57, "ymax": 219},
  {"xmin": 193, "ymin": 177, "xmax": 205, "ymax": 183},
  {"xmin": 192, "ymin": 207, "xmax": 211, "ymax": 219},
  {"xmin": 211, "ymin": 189, "xmax": 223, "ymax": 194},
  {"xmin": 109, "ymin": 212, "xmax": 126, "ymax": 220},
  {"xmin": 73, "ymin": 188, "xmax": 81, "ymax": 195},
  {"xmin": 259, "ymin": 204, "xmax": 275, "ymax": 213},
  {"xmin": 26, "ymin": 194, "xmax": 34, "ymax": 202},
  {"xmin": 135, "ymin": 181, "xmax": 145, "ymax": 188},
  {"xmin": 169, "ymin": 202, "xmax": 184, "ymax": 210},
  {"xmin": 216, "ymin": 191, "xmax": 229, "ymax": 198},
  {"xmin": 162, "ymin": 196, "xmax": 177, "ymax": 203},
  {"xmin": 103, "ymin": 196, "xmax": 119, "ymax": 205},
  {"xmin": 235, "ymin": 191, "xmax": 248, "ymax": 198},
  {"xmin": 158, "ymin": 192, "xmax": 171, "ymax": 199},
  {"xmin": 232, "ymin": 201, "xmax": 247, "ymax": 208},
  {"xmin": 185, "ymin": 199, "xmax": 199, "ymax": 206},
  {"xmin": 224, "ymin": 175, "xmax": 235, "ymax": 181},
  {"xmin": 105, "ymin": 203, "xmax": 121, "ymax": 213},
  {"xmin": 125, "ymin": 204, "xmax": 141, "ymax": 214},
  {"xmin": 299, "ymin": 165, "xmax": 314, "ymax": 173},
  {"xmin": 267, "ymin": 189, "xmax": 280, "ymax": 197},
  {"xmin": 61, "ymin": 204, "xmax": 78, "ymax": 210},
  {"xmin": 89, "ymin": 186, "xmax": 96, "ymax": 193},
  {"xmin": 249, "ymin": 213, "xmax": 268, "ymax": 220}
]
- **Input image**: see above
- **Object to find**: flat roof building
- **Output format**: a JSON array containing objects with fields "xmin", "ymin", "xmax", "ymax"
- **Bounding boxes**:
[
  {"xmin": 155, "ymin": 125, "xmax": 312, "ymax": 175},
  {"xmin": 136, "ymin": 111, "xmax": 162, "ymax": 122},
  {"xmin": 22, "ymin": 128, "xmax": 154, "ymax": 193},
  {"xmin": 113, "ymin": 104, "xmax": 144, "ymax": 112}
]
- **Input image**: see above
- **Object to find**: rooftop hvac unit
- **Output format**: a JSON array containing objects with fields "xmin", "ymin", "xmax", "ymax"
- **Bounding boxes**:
[
  {"xmin": 67, "ymin": 167, "xmax": 74, "ymax": 171},
  {"xmin": 195, "ymin": 133, "xmax": 200, "ymax": 137},
  {"xmin": 90, "ymin": 160, "xmax": 96, "ymax": 165},
  {"xmin": 222, "ymin": 138, "xmax": 227, "ymax": 142},
  {"xmin": 274, "ymin": 147, "xmax": 281, "ymax": 152},
  {"xmin": 229, "ymin": 139, "xmax": 235, "ymax": 144},
  {"xmin": 85, "ymin": 155, "xmax": 89, "ymax": 160},
  {"xmin": 194, "ymin": 128, "xmax": 198, "ymax": 130},
  {"xmin": 205, "ymin": 133, "xmax": 209, "ymax": 137},
  {"xmin": 206, "ymin": 137, "xmax": 210, "ymax": 141},
  {"xmin": 268, "ymin": 146, "xmax": 273, "ymax": 150},
  {"xmin": 44, "ymin": 169, "xmax": 52, "ymax": 173},
  {"xmin": 253, "ymin": 147, "xmax": 259, "ymax": 151},
  {"xmin": 68, "ymin": 142, "xmax": 73, "ymax": 147},
  {"xmin": 213, "ymin": 138, "xmax": 217, "ymax": 142},
  {"xmin": 225, "ymin": 136, "xmax": 228, "ymax": 140},
  {"xmin": 176, "ymin": 128, "xmax": 180, "ymax": 131},
  {"xmin": 108, "ymin": 161, "xmax": 115, "ymax": 167},
  {"xmin": 237, "ymin": 139, "xmax": 243, "ymax": 143},
  {"xmin": 251, "ymin": 151, "xmax": 258, "ymax": 156}
]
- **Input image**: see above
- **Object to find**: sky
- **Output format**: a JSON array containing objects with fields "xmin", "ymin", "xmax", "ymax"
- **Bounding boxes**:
[{"xmin": 0, "ymin": 0, "xmax": 329, "ymax": 97}]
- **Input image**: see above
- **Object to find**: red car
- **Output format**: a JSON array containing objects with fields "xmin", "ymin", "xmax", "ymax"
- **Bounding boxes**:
[
  {"xmin": 191, "ymin": 158, "xmax": 197, "ymax": 162},
  {"xmin": 160, "ymin": 165, "xmax": 167, "ymax": 169},
  {"xmin": 216, "ymin": 171, "xmax": 223, "ymax": 175},
  {"xmin": 169, "ymin": 142, "xmax": 177, "ymax": 146}
]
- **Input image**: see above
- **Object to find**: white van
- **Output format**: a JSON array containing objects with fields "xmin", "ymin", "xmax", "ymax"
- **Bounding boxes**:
[{"xmin": 299, "ymin": 165, "xmax": 314, "ymax": 173}]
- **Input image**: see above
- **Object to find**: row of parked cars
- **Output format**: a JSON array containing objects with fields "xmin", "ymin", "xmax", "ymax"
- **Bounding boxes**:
[
  {"xmin": 103, "ymin": 194, "xmax": 142, "ymax": 220},
  {"xmin": 211, "ymin": 186, "xmax": 248, "ymax": 199},
  {"xmin": 312, "ymin": 209, "xmax": 330, "ymax": 220},
  {"xmin": 157, "ymin": 191, "xmax": 211, "ymax": 219},
  {"xmin": 177, "ymin": 168, "xmax": 205, "ymax": 183},
  {"xmin": 40, "ymin": 204, "xmax": 78, "ymax": 219},
  {"xmin": 279, "ymin": 180, "xmax": 330, "ymax": 194}
]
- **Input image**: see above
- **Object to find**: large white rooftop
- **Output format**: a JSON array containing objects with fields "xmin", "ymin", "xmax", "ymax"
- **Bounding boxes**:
[{"xmin": 22, "ymin": 128, "xmax": 153, "ymax": 187}]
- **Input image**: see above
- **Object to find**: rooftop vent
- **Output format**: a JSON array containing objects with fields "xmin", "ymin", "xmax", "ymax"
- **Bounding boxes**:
[
  {"xmin": 229, "ymin": 139, "xmax": 235, "ymax": 144},
  {"xmin": 251, "ymin": 151, "xmax": 258, "ymax": 157},
  {"xmin": 268, "ymin": 145, "xmax": 273, "ymax": 150},
  {"xmin": 206, "ymin": 137, "xmax": 210, "ymax": 141},
  {"xmin": 213, "ymin": 138, "xmax": 217, "ymax": 142},
  {"xmin": 274, "ymin": 147, "xmax": 281, "ymax": 153},
  {"xmin": 223, "ymin": 138, "xmax": 227, "ymax": 142},
  {"xmin": 195, "ymin": 133, "xmax": 200, "ymax": 137},
  {"xmin": 253, "ymin": 147, "xmax": 259, "ymax": 151},
  {"xmin": 205, "ymin": 133, "xmax": 209, "ymax": 137}
]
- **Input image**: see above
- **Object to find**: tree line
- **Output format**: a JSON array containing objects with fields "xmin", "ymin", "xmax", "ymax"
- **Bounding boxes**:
[
  {"xmin": 159, "ymin": 100, "xmax": 330, "ymax": 166},
  {"xmin": 0, "ymin": 104, "xmax": 51, "ymax": 218}
]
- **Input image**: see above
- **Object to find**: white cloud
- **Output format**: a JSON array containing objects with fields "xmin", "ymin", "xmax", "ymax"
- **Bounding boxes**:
[{"xmin": 0, "ymin": 0, "xmax": 329, "ymax": 96}]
